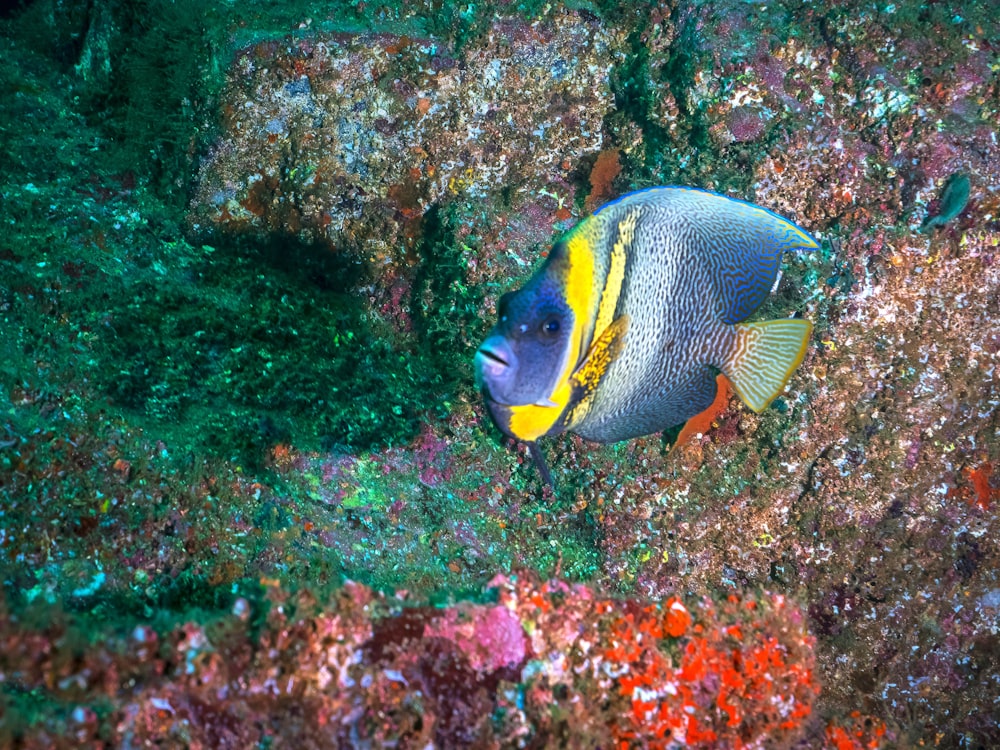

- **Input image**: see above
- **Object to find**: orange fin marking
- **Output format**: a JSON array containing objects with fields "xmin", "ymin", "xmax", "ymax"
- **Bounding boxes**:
[{"xmin": 669, "ymin": 374, "xmax": 732, "ymax": 455}]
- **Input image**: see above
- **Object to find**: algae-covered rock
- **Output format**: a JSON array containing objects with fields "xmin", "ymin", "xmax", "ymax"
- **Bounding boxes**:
[
  {"xmin": 191, "ymin": 11, "xmax": 626, "ymax": 269},
  {"xmin": 0, "ymin": 575, "xmax": 818, "ymax": 748}
]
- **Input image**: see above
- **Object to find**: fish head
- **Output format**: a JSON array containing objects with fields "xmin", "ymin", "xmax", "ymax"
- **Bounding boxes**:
[{"xmin": 475, "ymin": 266, "xmax": 575, "ymax": 410}]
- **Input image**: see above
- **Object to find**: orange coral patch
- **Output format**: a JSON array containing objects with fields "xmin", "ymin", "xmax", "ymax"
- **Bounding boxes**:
[
  {"xmin": 966, "ymin": 462, "xmax": 995, "ymax": 510},
  {"xmin": 585, "ymin": 148, "xmax": 622, "ymax": 213},
  {"xmin": 664, "ymin": 597, "xmax": 693, "ymax": 638}
]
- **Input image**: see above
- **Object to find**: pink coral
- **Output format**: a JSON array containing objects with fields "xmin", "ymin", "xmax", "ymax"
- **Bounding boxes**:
[{"xmin": 424, "ymin": 604, "xmax": 527, "ymax": 673}]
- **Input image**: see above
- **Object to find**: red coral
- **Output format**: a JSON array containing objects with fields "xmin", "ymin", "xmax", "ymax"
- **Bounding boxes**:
[
  {"xmin": 590, "ymin": 591, "xmax": 819, "ymax": 748},
  {"xmin": 825, "ymin": 711, "xmax": 888, "ymax": 749},
  {"xmin": 965, "ymin": 462, "xmax": 996, "ymax": 510}
]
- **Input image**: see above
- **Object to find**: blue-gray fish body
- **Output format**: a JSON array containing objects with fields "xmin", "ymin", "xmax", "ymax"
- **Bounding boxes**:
[{"xmin": 474, "ymin": 186, "xmax": 816, "ymax": 477}]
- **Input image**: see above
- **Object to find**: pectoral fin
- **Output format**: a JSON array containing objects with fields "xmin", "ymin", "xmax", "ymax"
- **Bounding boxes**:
[
  {"xmin": 565, "ymin": 315, "xmax": 629, "ymax": 427},
  {"xmin": 573, "ymin": 316, "xmax": 628, "ymax": 392}
]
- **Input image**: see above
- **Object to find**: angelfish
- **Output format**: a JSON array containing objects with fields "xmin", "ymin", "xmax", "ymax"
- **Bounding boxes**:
[{"xmin": 474, "ymin": 186, "xmax": 817, "ymax": 486}]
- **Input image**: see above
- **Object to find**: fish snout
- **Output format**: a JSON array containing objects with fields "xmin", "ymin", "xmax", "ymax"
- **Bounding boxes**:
[{"xmin": 475, "ymin": 336, "xmax": 518, "ymax": 400}]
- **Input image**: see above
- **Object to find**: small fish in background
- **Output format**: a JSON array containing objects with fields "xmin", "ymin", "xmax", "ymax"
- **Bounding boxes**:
[
  {"xmin": 921, "ymin": 173, "xmax": 971, "ymax": 233},
  {"xmin": 474, "ymin": 186, "xmax": 817, "ymax": 487}
]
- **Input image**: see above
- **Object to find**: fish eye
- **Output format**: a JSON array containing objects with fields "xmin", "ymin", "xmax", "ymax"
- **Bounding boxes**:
[{"xmin": 543, "ymin": 318, "xmax": 560, "ymax": 334}]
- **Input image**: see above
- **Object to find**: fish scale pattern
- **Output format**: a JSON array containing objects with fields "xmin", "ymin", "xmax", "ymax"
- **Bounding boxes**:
[
  {"xmin": 706, "ymin": 225, "xmax": 783, "ymax": 323},
  {"xmin": 574, "ymin": 203, "xmax": 722, "ymax": 442},
  {"xmin": 602, "ymin": 188, "xmax": 814, "ymax": 323},
  {"xmin": 570, "ymin": 188, "xmax": 811, "ymax": 443}
]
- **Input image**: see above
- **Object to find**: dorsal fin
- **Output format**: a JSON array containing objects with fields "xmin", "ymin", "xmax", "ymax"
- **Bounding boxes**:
[
  {"xmin": 599, "ymin": 187, "xmax": 818, "ymax": 324},
  {"xmin": 682, "ymin": 189, "xmax": 818, "ymax": 323}
]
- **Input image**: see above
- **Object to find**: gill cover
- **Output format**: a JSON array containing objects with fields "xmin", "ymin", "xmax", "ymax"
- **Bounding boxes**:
[
  {"xmin": 475, "ymin": 228, "xmax": 608, "ymax": 443},
  {"xmin": 476, "ymin": 270, "xmax": 574, "ymax": 408}
]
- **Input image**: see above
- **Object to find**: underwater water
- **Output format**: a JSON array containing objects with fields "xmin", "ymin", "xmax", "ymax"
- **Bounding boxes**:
[{"xmin": 0, "ymin": 0, "xmax": 998, "ymax": 746}]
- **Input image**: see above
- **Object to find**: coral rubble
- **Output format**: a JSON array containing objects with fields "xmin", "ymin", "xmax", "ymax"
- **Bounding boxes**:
[{"xmin": 1, "ymin": 574, "xmax": 818, "ymax": 748}]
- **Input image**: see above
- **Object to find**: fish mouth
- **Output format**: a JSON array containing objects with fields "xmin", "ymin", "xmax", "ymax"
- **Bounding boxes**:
[
  {"xmin": 476, "ymin": 346, "xmax": 509, "ymax": 367},
  {"xmin": 474, "ymin": 337, "xmax": 517, "ymax": 401}
]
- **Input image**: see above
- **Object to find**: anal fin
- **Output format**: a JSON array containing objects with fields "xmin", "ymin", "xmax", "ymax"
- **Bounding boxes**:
[{"xmin": 669, "ymin": 374, "xmax": 733, "ymax": 455}]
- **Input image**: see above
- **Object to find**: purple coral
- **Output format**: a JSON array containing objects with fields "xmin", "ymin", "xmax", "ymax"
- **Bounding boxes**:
[{"xmin": 727, "ymin": 106, "xmax": 766, "ymax": 143}]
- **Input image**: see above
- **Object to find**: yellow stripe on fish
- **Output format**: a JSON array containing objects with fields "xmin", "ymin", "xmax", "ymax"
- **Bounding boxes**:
[
  {"xmin": 593, "ymin": 209, "xmax": 634, "ymax": 339},
  {"xmin": 566, "ymin": 314, "xmax": 630, "ymax": 429},
  {"xmin": 503, "ymin": 222, "xmax": 600, "ymax": 442}
]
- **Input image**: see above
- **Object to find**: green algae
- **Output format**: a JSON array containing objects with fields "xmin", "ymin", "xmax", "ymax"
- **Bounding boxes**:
[
  {"xmin": 94, "ymin": 233, "xmax": 443, "ymax": 461},
  {"xmin": 0, "ymin": 0, "xmax": 809, "ymax": 623}
]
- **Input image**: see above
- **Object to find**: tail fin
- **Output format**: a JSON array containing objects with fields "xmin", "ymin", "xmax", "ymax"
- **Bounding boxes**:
[{"xmin": 721, "ymin": 319, "xmax": 812, "ymax": 412}]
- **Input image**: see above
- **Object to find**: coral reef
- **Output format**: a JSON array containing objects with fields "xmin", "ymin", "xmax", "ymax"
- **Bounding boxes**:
[
  {"xmin": 1, "ymin": 0, "xmax": 999, "ymax": 747},
  {"xmin": 191, "ymin": 10, "xmax": 625, "ymax": 273},
  {"xmin": 1, "ymin": 574, "xmax": 818, "ymax": 748}
]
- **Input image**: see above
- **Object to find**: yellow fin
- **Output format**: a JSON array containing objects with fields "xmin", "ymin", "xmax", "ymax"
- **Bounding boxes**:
[
  {"xmin": 566, "ymin": 315, "xmax": 629, "ymax": 427},
  {"xmin": 723, "ymin": 319, "xmax": 812, "ymax": 413}
]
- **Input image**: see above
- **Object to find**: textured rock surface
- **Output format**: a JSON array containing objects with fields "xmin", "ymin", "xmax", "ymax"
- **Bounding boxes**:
[
  {"xmin": 191, "ymin": 12, "xmax": 624, "ymax": 268},
  {"xmin": 0, "ymin": 575, "xmax": 820, "ymax": 748},
  {"xmin": 1, "ymin": 0, "xmax": 998, "ymax": 747}
]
